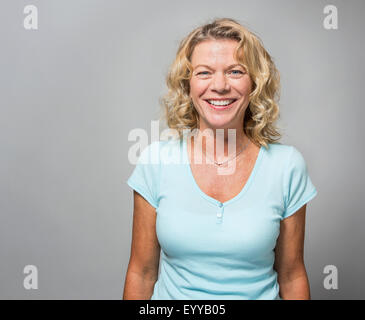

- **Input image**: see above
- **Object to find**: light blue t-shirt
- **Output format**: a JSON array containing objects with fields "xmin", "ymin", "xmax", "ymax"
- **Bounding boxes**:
[{"xmin": 126, "ymin": 133, "xmax": 318, "ymax": 300}]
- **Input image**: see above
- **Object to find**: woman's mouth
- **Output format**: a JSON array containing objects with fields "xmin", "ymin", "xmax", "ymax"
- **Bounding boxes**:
[{"xmin": 204, "ymin": 99, "xmax": 237, "ymax": 110}]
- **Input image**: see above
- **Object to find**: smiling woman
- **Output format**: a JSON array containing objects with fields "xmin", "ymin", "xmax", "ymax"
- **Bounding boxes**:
[
  {"xmin": 189, "ymin": 39, "xmax": 253, "ymax": 129},
  {"xmin": 160, "ymin": 18, "xmax": 281, "ymax": 147},
  {"xmin": 124, "ymin": 17, "xmax": 318, "ymax": 300}
]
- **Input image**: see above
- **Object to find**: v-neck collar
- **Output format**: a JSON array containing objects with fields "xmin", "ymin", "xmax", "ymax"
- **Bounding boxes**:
[{"xmin": 182, "ymin": 133, "xmax": 265, "ymax": 208}]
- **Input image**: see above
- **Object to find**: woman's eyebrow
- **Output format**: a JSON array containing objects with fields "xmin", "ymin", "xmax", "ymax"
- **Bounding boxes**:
[{"xmin": 193, "ymin": 63, "xmax": 244, "ymax": 70}]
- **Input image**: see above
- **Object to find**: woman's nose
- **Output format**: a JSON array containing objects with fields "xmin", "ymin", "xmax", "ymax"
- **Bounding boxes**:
[{"xmin": 210, "ymin": 72, "xmax": 230, "ymax": 92}]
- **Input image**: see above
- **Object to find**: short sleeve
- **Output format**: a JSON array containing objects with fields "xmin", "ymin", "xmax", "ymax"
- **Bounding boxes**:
[
  {"xmin": 126, "ymin": 141, "xmax": 161, "ymax": 209},
  {"xmin": 282, "ymin": 146, "xmax": 318, "ymax": 219}
]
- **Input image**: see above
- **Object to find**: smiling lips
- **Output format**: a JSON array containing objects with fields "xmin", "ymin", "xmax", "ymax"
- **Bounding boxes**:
[{"xmin": 204, "ymin": 98, "xmax": 238, "ymax": 110}]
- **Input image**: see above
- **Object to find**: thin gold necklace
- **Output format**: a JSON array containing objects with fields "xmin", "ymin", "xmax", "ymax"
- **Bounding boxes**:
[{"xmin": 202, "ymin": 139, "xmax": 250, "ymax": 167}]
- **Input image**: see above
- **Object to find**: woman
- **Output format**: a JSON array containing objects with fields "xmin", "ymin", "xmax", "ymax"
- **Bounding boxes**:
[{"xmin": 123, "ymin": 18, "xmax": 318, "ymax": 300}]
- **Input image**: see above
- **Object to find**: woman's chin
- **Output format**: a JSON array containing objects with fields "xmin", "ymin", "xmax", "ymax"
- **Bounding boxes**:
[{"xmin": 203, "ymin": 117, "xmax": 236, "ymax": 130}]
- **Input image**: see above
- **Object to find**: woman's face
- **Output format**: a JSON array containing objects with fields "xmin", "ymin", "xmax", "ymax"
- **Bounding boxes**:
[{"xmin": 189, "ymin": 39, "xmax": 252, "ymax": 132}]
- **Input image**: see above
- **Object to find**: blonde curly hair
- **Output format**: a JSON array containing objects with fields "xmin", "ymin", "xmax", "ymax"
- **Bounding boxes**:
[{"xmin": 159, "ymin": 17, "xmax": 282, "ymax": 149}]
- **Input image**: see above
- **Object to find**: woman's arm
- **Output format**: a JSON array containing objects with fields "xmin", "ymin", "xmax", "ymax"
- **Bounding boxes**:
[
  {"xmin": 123, "ymin": 191, "xmax": 161, "ymax": 300},
  {"xmin": 274, "ymin": 204, "xmax": 311, "ymax": 300}
]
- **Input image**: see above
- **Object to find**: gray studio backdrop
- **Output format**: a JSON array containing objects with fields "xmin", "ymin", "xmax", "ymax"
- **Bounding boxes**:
[{"xmin": 1, "ymin": 0, "xmax": 364, "ymax": 299}]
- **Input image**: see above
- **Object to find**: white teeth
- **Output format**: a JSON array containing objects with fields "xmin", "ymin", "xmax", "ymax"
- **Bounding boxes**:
[{"xmin": 207, "ymin": 99, "xmax": 234, "ymax": 106}]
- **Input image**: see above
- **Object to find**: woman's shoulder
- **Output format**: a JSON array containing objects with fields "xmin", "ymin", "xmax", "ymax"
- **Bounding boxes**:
[
  {"xmin": 265, "ymin": 142, "xmax": 309, "ymax": 168},
  {"xmin": 140, "ymin": 137, "xmax": 184, "ymax": 165},
  {"xmin": 265, "ymin": 141, "xmax": 292, "ymax": 156}
]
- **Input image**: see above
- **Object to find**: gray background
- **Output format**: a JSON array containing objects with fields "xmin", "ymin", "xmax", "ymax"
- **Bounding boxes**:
[{"xmin": 0, "ymin": 0, "xmax": 364, "ymax": 299}]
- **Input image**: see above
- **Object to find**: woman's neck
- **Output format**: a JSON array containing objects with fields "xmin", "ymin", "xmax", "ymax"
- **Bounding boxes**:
[{"xmin": 190, "ymin": 127, "xmax": 250, "ymax": 160}]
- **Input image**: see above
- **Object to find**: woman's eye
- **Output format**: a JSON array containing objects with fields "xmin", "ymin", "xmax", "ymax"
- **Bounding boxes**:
[
  {"xmin": 196, "ymin": 70, "xmax": 244, "ymax": 77},
  {"xmin": 230, "ymin": 70, "xmax": 244, "ymax": 75}
]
